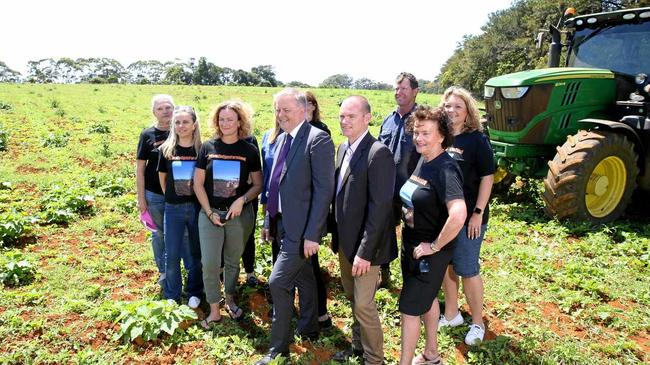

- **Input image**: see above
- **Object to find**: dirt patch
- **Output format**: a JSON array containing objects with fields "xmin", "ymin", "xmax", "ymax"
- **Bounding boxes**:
[
  {"xmin": 290, "ymin": 340, "xmax": 334, "ymax": 364},
  {"xmin": 629, "ymin": 331, "xmax": 650, "ymax": 362}
]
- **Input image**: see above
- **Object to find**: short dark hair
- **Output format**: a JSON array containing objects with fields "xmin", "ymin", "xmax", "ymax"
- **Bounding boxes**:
[
  {"xmin": 396, "ymin": 72, "xmax": 418, "ymax": 89},
  {"xmin": 406, "ymin": 105, "xmax": 454, "ymax": 149}
]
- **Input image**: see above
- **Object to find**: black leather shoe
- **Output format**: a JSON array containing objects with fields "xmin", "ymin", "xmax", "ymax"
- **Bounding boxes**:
[
  {"xmin": 318, "ymin": 317, "xmax": 333, "ymax": 329},
  {"xmin": 331, "ymin": 347, "xmax": 364, "ymax": 362},
  {"xmin": 294, "ymin": 329, "xmax": 319, "ymax": 341},
  {"xmin": 254, "ymin": 351, "xmax": 289, "ymax": 365}
]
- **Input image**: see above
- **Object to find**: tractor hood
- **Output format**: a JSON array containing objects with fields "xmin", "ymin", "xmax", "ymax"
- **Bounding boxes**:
[{"xmin": 485, "ymin": 67, "xmax": 614, "ymax": 87}]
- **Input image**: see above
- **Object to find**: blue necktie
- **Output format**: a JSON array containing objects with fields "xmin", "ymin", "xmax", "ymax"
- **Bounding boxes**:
[{"xmin": 267, "ymin": 134, "xmax": 292, "ymax": 218}]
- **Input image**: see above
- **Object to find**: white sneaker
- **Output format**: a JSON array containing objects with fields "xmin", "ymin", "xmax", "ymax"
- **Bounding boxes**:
[
  {"xmin": 188, "ymin": 296, "xmax": 201, "ymax": 309},
  {"xmin": 465, "ymin": 324, "xmax": 485, "ymax": 345},
  {"xmin": 438, "ymin": 312, "xmax": 464, "ymax": 329}
]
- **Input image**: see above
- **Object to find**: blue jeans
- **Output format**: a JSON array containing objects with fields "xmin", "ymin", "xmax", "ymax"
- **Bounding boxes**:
[
  {"xmin": 145, "ymin": 190, "xmax": 166, "ymax": 275},
  {"xmin": 163, "ymin": 202, "xmax": 204, "ymax": 300},
  {"xmin": 451, "ymin": 224, "xmax": 487, "ymax": 278}
]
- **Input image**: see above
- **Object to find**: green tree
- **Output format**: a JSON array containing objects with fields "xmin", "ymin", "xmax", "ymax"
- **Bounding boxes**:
[
  {"xmin": 320, "ymin": 73, "xmax": 353, "ymax": 88},
  {"xmin": 0, "ymin": 61, "xmax": 21, "ymax": 83},
  {"xmin": 251, "ymin": 65, "xmax": 279, "ymax": 87}
]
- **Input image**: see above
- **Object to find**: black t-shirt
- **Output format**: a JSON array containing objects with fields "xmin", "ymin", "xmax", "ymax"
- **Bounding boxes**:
[
  {"xmin": 399, "ymin": 153, "xmax": 464, "ymax": 249},
  {"xmin": 157, "ymin": 145, "xmax": 198, "ymax": 204},
  {"xmin": 196, "ymin": 138, "xmax": 262, "ymax": 209},
  {"xmin": 136, "ymin": 126, "xmax": 169, "ymax": 195},
  {"xmin": 447, "ymin": 131, "xmax": 495, "ymax": 225}
]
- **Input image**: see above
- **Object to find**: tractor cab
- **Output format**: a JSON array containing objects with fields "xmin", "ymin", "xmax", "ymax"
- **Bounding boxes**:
[{"xmin": 484, "ymin": 6, "xmax": 650, "ymax": 223}]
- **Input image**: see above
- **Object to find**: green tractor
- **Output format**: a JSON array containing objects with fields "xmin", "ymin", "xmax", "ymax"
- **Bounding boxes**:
[{"xmin": 484, "ymin": 6, "xmax": 650, "ymax": 223}]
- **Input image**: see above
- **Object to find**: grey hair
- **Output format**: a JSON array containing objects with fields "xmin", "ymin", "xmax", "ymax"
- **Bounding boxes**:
[
  {"xmin": 273, "ymin": 88, "xmax": 307, "ymax": 109},
  {"xmin": 151, "ymin": 94, "xmax": 175, "ymax": 112}
]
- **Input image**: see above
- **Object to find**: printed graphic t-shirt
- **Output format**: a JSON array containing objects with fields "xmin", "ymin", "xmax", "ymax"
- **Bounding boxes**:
[
  {"xmin": 196, "ymin": 138, "xmax": 261, "ymax": 209},
  {"xmin": 157, "ymin": 145, "xmax": 198, "ymax": 204},
  {"xmin": 399, "ymin": 153, "xmax": 464, "ymax": 249},
  {"xmin": 136, "ymin": 126, "xmax": 169, "ymax": 195},
  {"xmin": 447, "ymin": 131, "xmax": 495, "ymax": 225}
]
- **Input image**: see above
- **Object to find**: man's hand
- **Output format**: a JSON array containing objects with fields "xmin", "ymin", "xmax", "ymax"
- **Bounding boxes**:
[
  {"xmin": 261, "ymin": 228, "xmax": 273, "ymax": 242},
  {"xmin": 351, "ymin": 255, "xmax": 371, "ymax": 277},
  {"xmin": 468, "ymin": 213, "xmax": 482, "ymax": 240},
  {"xmin": 303, "ymin": 239, "xmax": 319, "ymax": 258}
]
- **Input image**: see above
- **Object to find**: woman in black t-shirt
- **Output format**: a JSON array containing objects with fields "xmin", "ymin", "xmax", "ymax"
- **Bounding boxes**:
[
  {"xmin": 194, "ymin": 100, "xmax": 262, "ymax": 327},
  {"xmin": 398, "ymin": 106, "xmax": 466, "ymax": 365},
  {"xmin": 439, "ymin": 87, "xmax": 495, "ymax": 346},
  {"xmin": 157, "ymin": 106, "xmax": 204, "ymax": 307},
  {"xmin": 136, "ymin": 94, "xmax": 174, "ymax": 286}
]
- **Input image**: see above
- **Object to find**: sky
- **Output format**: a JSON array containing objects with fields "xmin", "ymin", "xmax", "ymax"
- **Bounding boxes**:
[{"xmin": 1, "ymin": 0, "xmax": 514, "ymax": 85}]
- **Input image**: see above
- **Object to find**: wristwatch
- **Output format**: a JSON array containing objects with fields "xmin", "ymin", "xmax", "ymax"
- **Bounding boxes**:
[
  {"xmin": 242, "ymin": 195, "xmax": 249, "ymax": 204},
  {"xmin": 473, "ymin": 207, "xmax": 483, "ymax": 215}
]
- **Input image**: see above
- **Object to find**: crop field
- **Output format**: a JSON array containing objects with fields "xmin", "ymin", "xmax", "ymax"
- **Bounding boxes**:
[{"xmin": 0, "ymin": 84, "xmax": 648, "ymax": 364}]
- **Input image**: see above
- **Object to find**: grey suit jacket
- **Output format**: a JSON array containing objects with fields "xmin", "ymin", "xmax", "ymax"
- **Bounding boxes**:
[
  {"xmin": 274, "ymin": 121, "xmax": 335, "ymax": 254},
  {"xmin": 331, "ymin": 132, "xmax": 397, "ymax": 266}
]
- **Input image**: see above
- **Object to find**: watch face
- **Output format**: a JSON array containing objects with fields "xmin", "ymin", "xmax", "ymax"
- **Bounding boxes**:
[{"xmin": 474, "ymin": 207, "xmax": 482, "ymax": 214}]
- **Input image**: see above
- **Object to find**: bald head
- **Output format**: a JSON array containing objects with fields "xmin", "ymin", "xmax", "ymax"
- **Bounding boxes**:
[{"xmin": 339, "ymin": 95, "xmax": 372, "ymax": 144}]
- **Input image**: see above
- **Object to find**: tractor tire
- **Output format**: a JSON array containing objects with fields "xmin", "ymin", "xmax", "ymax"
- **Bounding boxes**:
[
  {"xmin": 543, "ymin": 130, "xmax": 638, "ymax": 224},
  {"xmin": 492, "ymin": 166, "xmax": 515, "ymax": 195}
]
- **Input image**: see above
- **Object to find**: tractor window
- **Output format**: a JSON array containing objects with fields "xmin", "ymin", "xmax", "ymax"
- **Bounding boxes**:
[{"xmin": 568, "ymin": 21, "xmax": 650, "ymax": 76}]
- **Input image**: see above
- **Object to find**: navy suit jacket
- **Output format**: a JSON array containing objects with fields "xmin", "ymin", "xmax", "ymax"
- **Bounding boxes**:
[{"xmin": 273, "ymin": 122, "xmax": 335, "ymax": 254}]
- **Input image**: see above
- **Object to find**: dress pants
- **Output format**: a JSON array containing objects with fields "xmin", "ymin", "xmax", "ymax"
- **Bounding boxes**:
[
  {"xmin": 339, "ymin": 252, "xmax": 383, "ymax": 365},
  {"xmin": 268, "ymin": 216, "xmax": 319, "ymax": 354}
]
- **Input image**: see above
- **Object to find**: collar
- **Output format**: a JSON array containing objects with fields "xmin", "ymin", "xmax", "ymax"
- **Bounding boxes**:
[
  {"xmin": 287, "ymin": 121, "xmax": 306, "ymax": 139},
  {"xmin": 395, "ymin": 103, "xmax": 418, "ymax": 119},
  {"xmin": 345, "ymin": 129, "xmax": 369, "ymax": 153}
]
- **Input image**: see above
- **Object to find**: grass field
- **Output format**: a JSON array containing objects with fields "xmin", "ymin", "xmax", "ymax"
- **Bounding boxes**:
[{"xmin": 0, "ymin": 84, "xmax": 648, "ymax": 364}]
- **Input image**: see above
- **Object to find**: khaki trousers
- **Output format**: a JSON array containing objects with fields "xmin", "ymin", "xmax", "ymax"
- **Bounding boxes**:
[{"xmin": 338, "ymin": 251, "xmax": 384, "ymax": 365}]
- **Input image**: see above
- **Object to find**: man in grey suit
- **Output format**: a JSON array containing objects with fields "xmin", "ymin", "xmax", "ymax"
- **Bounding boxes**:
[
  {"xmin": 330, "ymin": 96, "xmax": 397, "ymax": 364},
  {"xmin": 255, "ymin": 88, "xmax": 335, "ymax": 365}
]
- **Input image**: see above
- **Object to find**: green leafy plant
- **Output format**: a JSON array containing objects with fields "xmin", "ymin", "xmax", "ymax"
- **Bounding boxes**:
[
  {"xmin": 0, "ymin": 101, "xmax": 13, "ymax": 111},
  {"xmin": 0, "ymin": 252, "xmax": 37, "ymax": 287},
  {"xmin": 88, "ymin": 123, "xmax": 111, "ymax": 134},
  {"xmin": 40, "ymin": 185, "xmax": 95, "ymax": 224},
  {"xmin": 112, "ymin": 300, "xmax": 197, "ymax": 344},
  {"xmin": 0, "ymin": 211, "xmax": 34, "ymax": 246},
  {"xmin": 41, "ymin": 131, "xmax": 71, "ymax": 148},
  {"xmin": 0, "ymin": 124, "xmax": 8, "ymax": 151}
]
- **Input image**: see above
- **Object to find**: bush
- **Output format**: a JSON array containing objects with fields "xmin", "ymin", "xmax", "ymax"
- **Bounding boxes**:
[
  {"xmin": 0, "ymin": 211, "xmax": 34, "ymax": 246},
  {"xmin": 0, "ymin": 252, "xmax": 37, "ymax": 287},
  {"xmin": 0, "ymin": 101, "xmax": 13, "ymax": 111},
  {"xmin": 112, "ymin": 300, "xmax": 197, "ymax": 344},
  {"xmin": 42, "ymin": 131, "xmax": 71, "ymax": 148},
  {"xmin": 88, "ymin": 175, "xmax": 129, "ymax": 197},
  {"xmin": 40, "ymin": 185, "xmax": 95, "ymax": 224},
  {"xmin": 88, "ymin": 123, "xmax": 111, "ymax": 134},
  {"xmin": 0, "ymin": 126, "xmax": 8, "ymax": 152}
]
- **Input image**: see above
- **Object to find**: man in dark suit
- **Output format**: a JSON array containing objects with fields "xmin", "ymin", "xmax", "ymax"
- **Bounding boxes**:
[
  {"xmin": 330, "ymin": 96, "xmax": 396, "ymax": 364},
  {"xmin": 255, "ymin": 88, "xmax": 335, "ymax": 365}
]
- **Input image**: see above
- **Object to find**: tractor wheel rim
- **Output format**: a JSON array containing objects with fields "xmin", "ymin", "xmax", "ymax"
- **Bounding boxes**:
[
  {"xmin": 494, "ymin": 166, "xmax": 508, "ymax": 184},
  {"xmin": 585, "ymin": 156, "xmax": 627, "ymax": 218}
]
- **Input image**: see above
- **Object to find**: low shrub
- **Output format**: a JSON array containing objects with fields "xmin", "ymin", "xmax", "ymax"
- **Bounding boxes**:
[
  {"xmin": 40, "ymin": 185, "xmax": 95, "ymax": 224},
  {"xmin": 42, "ymin": 131, "xmax": 71, "ymax": 148},
  {"xmin": 0, "ymin": 252, "xmax": 37, "ymax": 287},
  {"xmin": 112, "ymin": 299, "xmax": 197, "ymax": 344},
  {"xmin": 88, "ymin": 123, "xmax": 111, "ymax": 134},
  {"xmin": 0, "ymin": 211, "xmax": 34, "ymax": 246},
  {"xmin": 0, "ymin": 124, "xmax": 8, "ymax": 151}
]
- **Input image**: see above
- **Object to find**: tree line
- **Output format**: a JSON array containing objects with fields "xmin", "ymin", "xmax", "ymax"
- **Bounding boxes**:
[
  {"xmin": 0, "ymin": 57, "xmax": 438, "ymax": 93},
  {"xmin": 435, "ymin": 0, "xmax": 649, "ymax": 96}
]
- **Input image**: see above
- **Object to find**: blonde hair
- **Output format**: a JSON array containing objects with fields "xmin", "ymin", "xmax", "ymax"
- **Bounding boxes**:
[
  {"xmin": 441, "ymin": 86, "xmax": 482, "ymax": 133},
  {"xmin": 210, "ymin": 100, "xmax": 253, "ymax": 139},
  {"xmin": 160, "ymin": 106, "xmax": 201, "ymax": 159}
]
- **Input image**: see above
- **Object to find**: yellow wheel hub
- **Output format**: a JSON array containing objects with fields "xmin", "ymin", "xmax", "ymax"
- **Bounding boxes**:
[
  {"xmin": 585, "ymin": 156, "xmax": 627, "ymax": 218},
  {"xmin": 494, "ymin": 166, "xmax": 508, "ymax": 184}
]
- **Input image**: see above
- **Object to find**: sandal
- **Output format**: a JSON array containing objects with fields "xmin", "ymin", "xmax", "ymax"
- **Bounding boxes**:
[
  {"xmin": 226, "ymin": 304, "xmax": 244, "ymax": 321},
  {"xmin": 412, "ymin": 352, "xmax": 443, "ymax": 365},
  {"xmin": 199, "ymin": 317, "xmax": 222, "ymax": 330}
]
